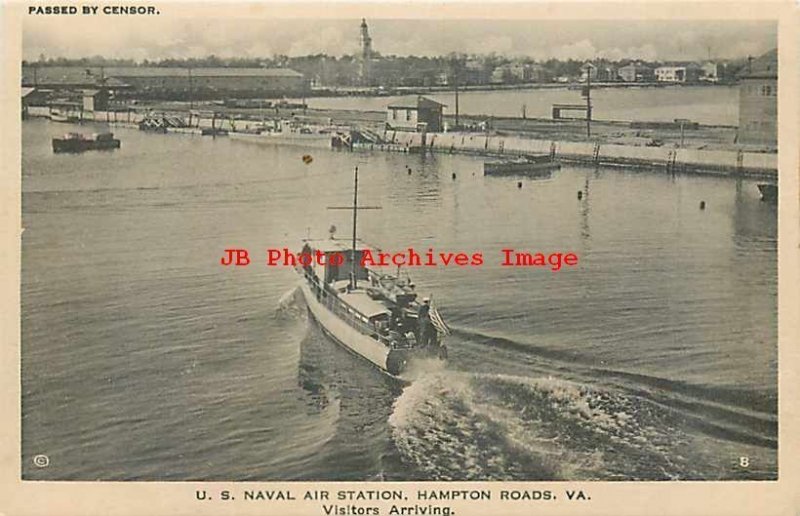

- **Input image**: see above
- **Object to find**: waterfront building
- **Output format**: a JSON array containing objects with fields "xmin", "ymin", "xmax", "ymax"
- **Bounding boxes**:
[
  {"xmin": 655, "ymin": 64, "xmax": 702, "ymax": 83},
  {"xmin": 21, "ymin": 66, "xmax": 308, "ymax": 99},
  {"xmin": 580, "ymin": 62, "xmax": 616, "ymax": 82},
  {"xmin": 82, "ymin": 89, "xmax": 109, "ymax": 112},
  {"xmin": 618, "ymin": 63, "xmax": 654, "ymax": 82},
  {"xmin": 386, "ymin": 96, "xmax": 445, "ymax": 133},
  {"xmin": 104, "ymin": 67, "xmax": 308, "ymax": 99},
  {"xmin": 21, "ymin": 87, "xmax": 48, "ymax": 118},
  {"xmin": 490, "ymin": 63, "xmax": 549, "ymax": 84},
  {"xmin": 700, "ymin": 62, "xmax": 719, "ymax": 82},
  {"xmin": 655, "ymin": 66, "xmax": 686, "ymax": 82},
  {"xmin": 490, "ymin": 65, "xmax": 512, "ymax": 84},
  {"xmin": 21, "ymin": 66, "xmax": 129, "ymax": 90},
  {"xmin": 737, "ymin": 49, "xmax": 777, "ymax": 146}
]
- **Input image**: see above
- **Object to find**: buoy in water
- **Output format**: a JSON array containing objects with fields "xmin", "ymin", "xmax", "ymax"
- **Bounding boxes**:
[
  {"xmin": 452, "ymin": 172, "xmax": 456, "ymax": 180},
  {"xmin": 577, "ymin": 190, "xmax": 583, "ymax": 200},
  {"xmin": 517, "ymin": 181, "xmax": 523, "ymax": 189},
  {"xmin": 700, "ymin": 201, "xmax": 706, "ymax": 210}
]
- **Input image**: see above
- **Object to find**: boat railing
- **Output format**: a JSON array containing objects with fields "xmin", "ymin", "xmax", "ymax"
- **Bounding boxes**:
[{"xmin": 302, "ymin": 269, "xmax": 396, "ymax": 347}]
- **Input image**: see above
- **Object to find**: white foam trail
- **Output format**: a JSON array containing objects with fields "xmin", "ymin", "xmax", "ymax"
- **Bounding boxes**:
[
  {"xmin": 399, "ymin": 357, "xmax": 448, "ymax": 383},
  {"xmin": 387, "ymin": 371, "xmax": 681, "ymax": 480},
  {"xmin": 274, "ymin": 285, "xmax": 305, "ymax": 319}
]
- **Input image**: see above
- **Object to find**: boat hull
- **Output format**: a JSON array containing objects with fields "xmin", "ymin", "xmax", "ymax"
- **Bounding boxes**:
[
  {"xmin": 52, "ymin": 139, "xmax": 121, "ymax": 153},
  {"xmin": 230, "ymin": 131, "xmax": 334, "ymax": 149},
  {"xmin": 50, "ymin": 114, "xmax": 80, "ymax": 123},
  {"xmin": 299, "ymin": 282, "xmax": 408, "ymax": 376}
]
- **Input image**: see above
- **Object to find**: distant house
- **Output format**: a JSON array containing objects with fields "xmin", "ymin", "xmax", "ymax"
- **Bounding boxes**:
[
  {"xmin": 580, "ymin": 63, "xmax": 616, "ymax": 82},
  {"xmin": 684, "ymin": 63, "xmax": 704, "ymax": 82},
  {"xmin": 737, "ymin": 49, "xmax": 777, "ymax": 146},
  {"xmin": 655, "ymin": 64, "xmax": 703, "ymax": 83},
  {"xmin": 618, "ymin": 63, "xmax": 654, "ymax": 82},
  {"xmin": 491, "ymin": 63, "xmax": 542, "ymax": 84},
  {"xmin": 463, "ymin": 60, "xmax": 490, "ymax": 85},
  {"xmin": 490, "ymin": 66, "xmax": 508, "ymax": 84},
  {"xmin": 655, "ymin": 66, "xmax": 686, "ymax": 82},
  {"xmin": 386, "ymin": 96, "xmax": 445, "ymax": 133},
  {"xmin": 700, "ymin": 62, "xmax": 719, "ymax": 82}
]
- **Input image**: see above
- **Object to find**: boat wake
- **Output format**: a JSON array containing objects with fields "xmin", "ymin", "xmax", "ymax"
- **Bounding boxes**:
[
  {"xmin": 388, "ymin": 370, "xmax": 774, "ymax": 481},
  {"xmin": 274, "ymin": 285, "xmax": 306, "ymax": 320}
]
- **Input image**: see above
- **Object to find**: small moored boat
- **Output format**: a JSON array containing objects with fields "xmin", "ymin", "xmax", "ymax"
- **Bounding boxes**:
[
  {"xmin": 52, "ymin": 132, "xmax": 121, "ymax": 153},
  {"xmin": 50, "ymin": 110, "xmax": 81, "ymax": 123},
  {"xmin": 756, "ymin": 183, "xmax": 777, "ymax": 204}
]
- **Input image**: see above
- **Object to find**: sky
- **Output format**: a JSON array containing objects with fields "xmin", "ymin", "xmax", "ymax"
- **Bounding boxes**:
[{"xmin": 24, "ymin": 18, "xmax": 776, "ymax": 62}]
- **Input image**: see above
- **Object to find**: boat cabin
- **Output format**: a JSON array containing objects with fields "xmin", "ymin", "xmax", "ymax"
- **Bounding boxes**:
[
  {"xmin": 300, "ymin": 238, "xmax": 374, "ymax": 286},
  {"xmin": 299, "ymin": 238, "xmax": 437, "ymax": 351}
]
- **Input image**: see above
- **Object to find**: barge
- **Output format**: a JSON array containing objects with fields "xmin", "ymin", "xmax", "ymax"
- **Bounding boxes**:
[{"xmin": 52, "ymin": 132, "xmax": 121, "ymax": 153}]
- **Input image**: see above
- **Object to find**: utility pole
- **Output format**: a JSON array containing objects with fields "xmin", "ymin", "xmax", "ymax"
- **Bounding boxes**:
[
  {"xmin": 585, "ymin": 66, "xmax": 592, "ymax": 138},
  {"xmin": 188, "ymin": 66, "xmax": 194, "ymax": 110},
  {"xmin": 453, "ymin": 60, "xmax": 460, "ymax": 130}
]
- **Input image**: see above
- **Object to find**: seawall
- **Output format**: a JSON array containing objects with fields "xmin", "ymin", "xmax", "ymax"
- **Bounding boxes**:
[{"xmin": 375, "ymin": 131, "xmax": 777, "ymax": 179}]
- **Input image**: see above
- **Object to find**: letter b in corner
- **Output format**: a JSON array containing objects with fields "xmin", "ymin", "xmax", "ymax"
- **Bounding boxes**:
[{"xmin": 221, "ymin": 249, "xmax": 251, "ymax": 266}]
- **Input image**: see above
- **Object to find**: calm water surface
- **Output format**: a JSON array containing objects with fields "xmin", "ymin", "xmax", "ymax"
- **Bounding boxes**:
[
  {"xmin": 304, "ymin": 85, "xmax": 739, "ymax": 125},
  {"xmin": 21, "ymin": 119, "xmax": 776, "ymax": 480}
]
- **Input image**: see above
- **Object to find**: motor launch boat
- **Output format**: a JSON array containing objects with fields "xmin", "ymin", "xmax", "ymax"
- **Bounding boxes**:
[
  {"xmin": 52, "ymin": 132, "xmax": 121, "ymax": 153},
  {"xmin": 295, "ymin": 168, "xmax": 449, "ymax": 377}
]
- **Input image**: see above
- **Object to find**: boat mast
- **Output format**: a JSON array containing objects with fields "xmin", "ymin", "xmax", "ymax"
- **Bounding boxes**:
[
  {"xmin": 351, "ymin": 166, "xmax": 359, "ymax": 290},
  {"xmin": 327, "ymin": 166, "xmax": 381, "ymax": 291}
]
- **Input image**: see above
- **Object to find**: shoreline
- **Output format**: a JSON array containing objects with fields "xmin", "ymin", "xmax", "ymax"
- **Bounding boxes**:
[
  {"xmin": 26, "ymin": 106, "xmax": 777, "ymax": 179},
  {"xmin": 309, "ymin": 81, "xmax": 736, "ymax": 97}
]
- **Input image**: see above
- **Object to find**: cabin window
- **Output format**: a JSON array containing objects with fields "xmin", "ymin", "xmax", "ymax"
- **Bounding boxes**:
[
  {"xmin": 406, "ymin": 109, "xmax": 412, "ymax": 121},
  {"xmin": 392, "ymin": 109, "xmax": 397, "ymax": 120}
]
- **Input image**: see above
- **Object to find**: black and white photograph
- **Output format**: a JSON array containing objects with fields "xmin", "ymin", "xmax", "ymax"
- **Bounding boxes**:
[{"xmin": 16, "ymin": 8, "xmax": 783, "ymax": 491}]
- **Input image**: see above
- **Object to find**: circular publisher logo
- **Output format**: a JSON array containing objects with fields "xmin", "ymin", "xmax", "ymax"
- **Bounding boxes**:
[{"xmin": 32, "ymin": 454, "xmax": 49, "ymax": 468}]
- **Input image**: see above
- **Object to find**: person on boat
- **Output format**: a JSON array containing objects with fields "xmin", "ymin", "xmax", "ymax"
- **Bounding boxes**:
[
  {"xmin": 390, "ymin": 306, "xmax": 403, "ymax": 328},
  {"xmin": 417, "ymin": 298, "xmax": 432, "ymax": 348}
]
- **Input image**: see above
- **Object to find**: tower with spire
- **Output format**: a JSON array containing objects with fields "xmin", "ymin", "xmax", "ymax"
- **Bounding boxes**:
[{"xmin": 359, "ymin": 18, "xmax": 372, "ymax": 85}]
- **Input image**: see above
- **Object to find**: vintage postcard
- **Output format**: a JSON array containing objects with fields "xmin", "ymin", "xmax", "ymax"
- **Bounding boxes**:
[{"xmin": 1, "ymin": 1, "xmax": 798, "ymax": 515}]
